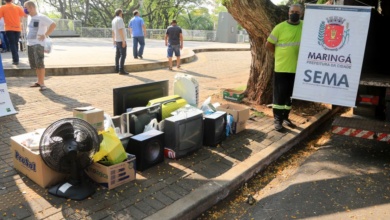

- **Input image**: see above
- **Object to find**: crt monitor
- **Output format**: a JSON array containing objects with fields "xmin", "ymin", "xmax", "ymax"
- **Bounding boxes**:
[
  {"xmin": 113, "ymin": 80, "xmax": 169, "ymax": 116},
  {"xmin": 162, "ymin": 111, "xmax": 204, "ymax": 159}
]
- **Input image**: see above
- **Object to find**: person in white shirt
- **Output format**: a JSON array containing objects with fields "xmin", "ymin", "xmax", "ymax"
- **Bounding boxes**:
[
  {"xmin": 24, "ymin": 1, "xmax": 56, "ymax": 91},
  {"xmin": 112, "ymin": 8, "xmax": 129, "ymax": 75}
]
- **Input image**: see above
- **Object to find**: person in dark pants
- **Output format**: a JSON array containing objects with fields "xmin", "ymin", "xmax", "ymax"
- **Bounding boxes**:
[
  {"xmin": 0, "ymin": 18, "xmax": 10, "ymax": 53},
  {"xmin": 111, "ymin": 8, "xmax": 128, "ymax": 75},
  {"xmin": 0, "ymin": 0, "xmax": 25, "ymax": 65},
  {"xmin": 265, "ymin": 4, "xmax": 303, "ymax": 131},
  {"xmin": 128, "ymin": 10, "xmax": 146, "ymax": 59}
]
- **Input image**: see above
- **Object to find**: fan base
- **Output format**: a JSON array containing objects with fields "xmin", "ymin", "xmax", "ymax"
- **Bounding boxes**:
[{"xmin": 48, "ymin": 181, "xmax": 96, "ymax": 201}]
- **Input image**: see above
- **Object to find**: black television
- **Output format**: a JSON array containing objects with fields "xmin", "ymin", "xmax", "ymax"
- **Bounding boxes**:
[
  {"xmin": 161, "ymin": 111, "xmax": 204, "ymax": 159},
  {"xmin": 203, "ymin": 111, "xmax": 227, "ymax": 147},
  {"xmin": 113, "ymin": 80, "xmax": 169, "ymax": 116}
]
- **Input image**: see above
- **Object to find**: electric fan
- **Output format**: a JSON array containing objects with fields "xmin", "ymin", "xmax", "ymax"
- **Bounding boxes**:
[{"xmin": 39, "ymin": 118, "xmax": 101, "ymax": 200}]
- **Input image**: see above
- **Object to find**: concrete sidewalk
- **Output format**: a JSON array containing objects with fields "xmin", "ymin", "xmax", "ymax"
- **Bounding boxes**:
[
  {"xmin": 2, "ymin": 38, "xmax": 249, "ymax": 76},
  {"xmin": 0, "ymin": 38, "xmax": 335, "ymax": 220}
]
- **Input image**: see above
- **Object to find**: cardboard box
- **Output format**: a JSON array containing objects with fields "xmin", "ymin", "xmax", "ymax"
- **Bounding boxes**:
[
  {"xmin": 73, "ymin": 106, "xmax": 104, "ymax": 131},
  {"xmin": 85, "ymin": 154, "xmax": 136, "ymax": 190},
  {"xmin": 223, "ymin": 89, "xmax": 245, "ymax": 103},
  {"xmin": 217, "ymin": 103, "xmax": 250, "ymax": 134},
  {"xmin": 10, "ymin": 131, "xmax": 68, "ymax": 188}
]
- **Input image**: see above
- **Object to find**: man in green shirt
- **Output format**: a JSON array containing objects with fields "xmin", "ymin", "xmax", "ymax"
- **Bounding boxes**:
[{"xmin": 265, "ymin": 4, "xmax": 303, "ymax": 131}]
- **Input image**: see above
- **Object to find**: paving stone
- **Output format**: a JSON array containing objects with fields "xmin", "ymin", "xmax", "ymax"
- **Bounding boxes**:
[
  {"xmin": 133, "ymin": 200, "xmax": 156, "ymax": 216},
  {"xmin": 144, "ymin": 195, "xmax": 166, "ymax": 210},
  {"xmin": 128, "ymin": 205, "xmax": 147, "ymax": 219},
  {"xmin": 0, "ymin": 40, "xmax": 319, "ymax": 220},
  {"xmin": 162, "ymin": 187, "xmax": 183, "ymax": 201},
  {"xmin": 152, "ymin": 191, "xmax": 175, "ymax": 206}
]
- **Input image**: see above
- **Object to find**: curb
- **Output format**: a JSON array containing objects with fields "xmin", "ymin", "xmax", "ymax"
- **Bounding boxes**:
[
  {"xmin": 3, "ymin": 48, "xmax": 250, "ymax": 77},
  {"xmin": 146, "ymin": 106, "xmax": 342, "ymax": 220}
]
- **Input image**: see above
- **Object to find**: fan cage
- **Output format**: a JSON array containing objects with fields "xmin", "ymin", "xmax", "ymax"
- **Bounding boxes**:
[{"xmin": 39, "ymin": 118, "xmax": 100, "ymax": 173}]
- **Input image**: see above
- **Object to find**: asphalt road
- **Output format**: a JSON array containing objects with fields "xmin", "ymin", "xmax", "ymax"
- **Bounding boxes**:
[{"xmin": 198, "ymin": 113, "xmax": 390, "ymax": 220}]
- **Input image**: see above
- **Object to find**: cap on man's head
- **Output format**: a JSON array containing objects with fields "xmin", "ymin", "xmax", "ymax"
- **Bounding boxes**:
[{"xmin": 171, "ymin": 19, "xmax": 177, "ymax": 24}]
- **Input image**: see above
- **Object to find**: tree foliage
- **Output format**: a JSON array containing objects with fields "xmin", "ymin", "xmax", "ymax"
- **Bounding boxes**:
[
  {"xmin": 141, "ymin": 0, "xmax": 213, "ymax": 29},
  {"xmin": 42, "ymin": 0, "xmax": 139, "ymax": 27},
  {"xmin": 42, "ymin": 0, "xmax": 214, "ymax": 29},
  {"xmin": 177, "ymin": 8, "xmax": 214, "ymax": 30}
]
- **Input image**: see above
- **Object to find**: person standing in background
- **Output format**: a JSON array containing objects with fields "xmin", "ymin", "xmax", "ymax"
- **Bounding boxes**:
[
  {"xmin": 128, "ymin": 10, "xmax": 146, "ymax": 59},
  {"xmin": 165, "ymin": 19, "xmax": 183, "ymax": 70},
  {"xmin": 0, "ymin": 0, "xmax": 25, "ymax": 65},
  {"xmin": 24, "ymin": 0, "xmax": 56, "ymax": 91},
  {"xmin": 0, "ymin": 17, "xmax": 10, "ymax": 53},
  {"xmin": 265, "ymin": 4, "xmax": 303, "ymax": 131},
  {"xmin": 112, "ymin": 8, "xmax": 129, "ymax": 75}
]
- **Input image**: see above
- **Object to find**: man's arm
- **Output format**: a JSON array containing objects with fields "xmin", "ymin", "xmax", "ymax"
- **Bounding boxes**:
[
  {"xmin": 165, "ymin": 32, "xmax": 168, "ymax": 46},
  {"xmin": 112, "ymin": 30, "xmax": 116, "ymax": 46},
  {"xmin": 179, "ymin": 33, "xmax": 183, "ymax": 49},
  {"xmin": 128, "ymin": 27, "xmax": 132, "ymax": 37},
  {"xmin": 142, "ymin": 24, "xmax": 146, "ymax": 37},
  {"xmin": 38, "ymin": 20, "xmax": 56, "ymax": 41},
  {"xmin": 265, "ymin": 41, "xmax": 275, "ymax": 53},
  {"xmin": 45, "ymin": 22, "xmax": 56, "ymax": 37},
  {"xmin": 118, "ymin": 28, "xmax": 126, "ymax": 48},
  {"xmin": 128, "ymin": 20, "xmax": 132, "ymax": 37}
]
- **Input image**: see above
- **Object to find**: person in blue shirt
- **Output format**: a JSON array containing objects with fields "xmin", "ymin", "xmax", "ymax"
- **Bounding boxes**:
[{"xmin": 128, "ymin": 10, "xmax": 146, "ymax": 59}]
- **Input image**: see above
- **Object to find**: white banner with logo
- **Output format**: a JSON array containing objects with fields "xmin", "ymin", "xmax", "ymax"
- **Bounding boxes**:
[
  {"xmin": 292, "ymin": 4, "xmax": 372, "ymax": 107},
  {"xmin": 0, "ymin": 56, "xmax": 17, "ymax": 117}
]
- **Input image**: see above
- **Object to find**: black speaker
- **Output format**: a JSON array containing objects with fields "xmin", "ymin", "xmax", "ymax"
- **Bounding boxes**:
[
  {"xmin": 203, "ymin": 111, "xmax": 227, "ymax": 147},
  {"xmin": 126, "ymin": 129, "xmax": 164, "ymax": 171}
]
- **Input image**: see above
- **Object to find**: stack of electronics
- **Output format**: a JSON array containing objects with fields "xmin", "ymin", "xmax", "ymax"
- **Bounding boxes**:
[{"xmin": 112, "ymin": 76, "xmax": 229, "ymax": 171}]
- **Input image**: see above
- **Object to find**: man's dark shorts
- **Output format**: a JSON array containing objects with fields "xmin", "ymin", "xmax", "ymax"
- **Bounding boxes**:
[
  {"xmin": 167, "ymin": 44, "xmax": 180, "ymax": 57},
  {"xmin": 28, "ymin": 45, "xmax": 45, "ymax": 69}
]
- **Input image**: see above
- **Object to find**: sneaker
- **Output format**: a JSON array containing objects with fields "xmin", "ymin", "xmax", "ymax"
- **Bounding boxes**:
[
  {"xmin": 119, "ymin": 70, "xmax": 129, "ymax": 75},
  {"xmin": 275, "ymin": 123, "xmax": 284, "ymax": 131},
  {"xmin": 283, "ymin": 119, "xmax": 297, "ymax": 128},
  {"xmin": 138, "ymin": 55, "xmax": 143, "ymax": 59},
  {"xmin": 12, "ymin": 62, "xmax": 19, "ymax": 65},
  {"xmin": 134, "ymin": 57, "xmax": 138, "ymax": 59}
]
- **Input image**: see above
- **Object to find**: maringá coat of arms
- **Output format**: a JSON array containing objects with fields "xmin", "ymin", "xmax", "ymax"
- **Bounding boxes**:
[{"xmin": 318, "ymin": 16, "xmax": 349, "ymax": 51}]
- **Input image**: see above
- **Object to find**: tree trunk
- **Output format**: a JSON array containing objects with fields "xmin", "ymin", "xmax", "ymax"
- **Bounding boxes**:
[{"xmin": 224, "ymin": 0, "xmax": 288, "ymax": 105}]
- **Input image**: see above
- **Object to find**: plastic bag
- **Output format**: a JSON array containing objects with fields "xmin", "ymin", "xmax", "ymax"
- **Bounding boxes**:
[
  {"xmin": 44, "ymin": 37, "xmax": 52, "ymax": 53},
  {"xmin": 226, "ymin": 114, "xmax": 234, "ymax": 137},
  {"xmin": 103, "ymin": 113, "xmax": 115, "ymax": 131},
  {"xmin": 93, "ymin": 127, "xmax": 127, "ymax": 165},
  {"xmin": 200, "ymin": 96, "xmax": 215, "ymax": 115},
  {"xmin": 144, "ymin": 118, "xmax": 158, "ymax": 132}
]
